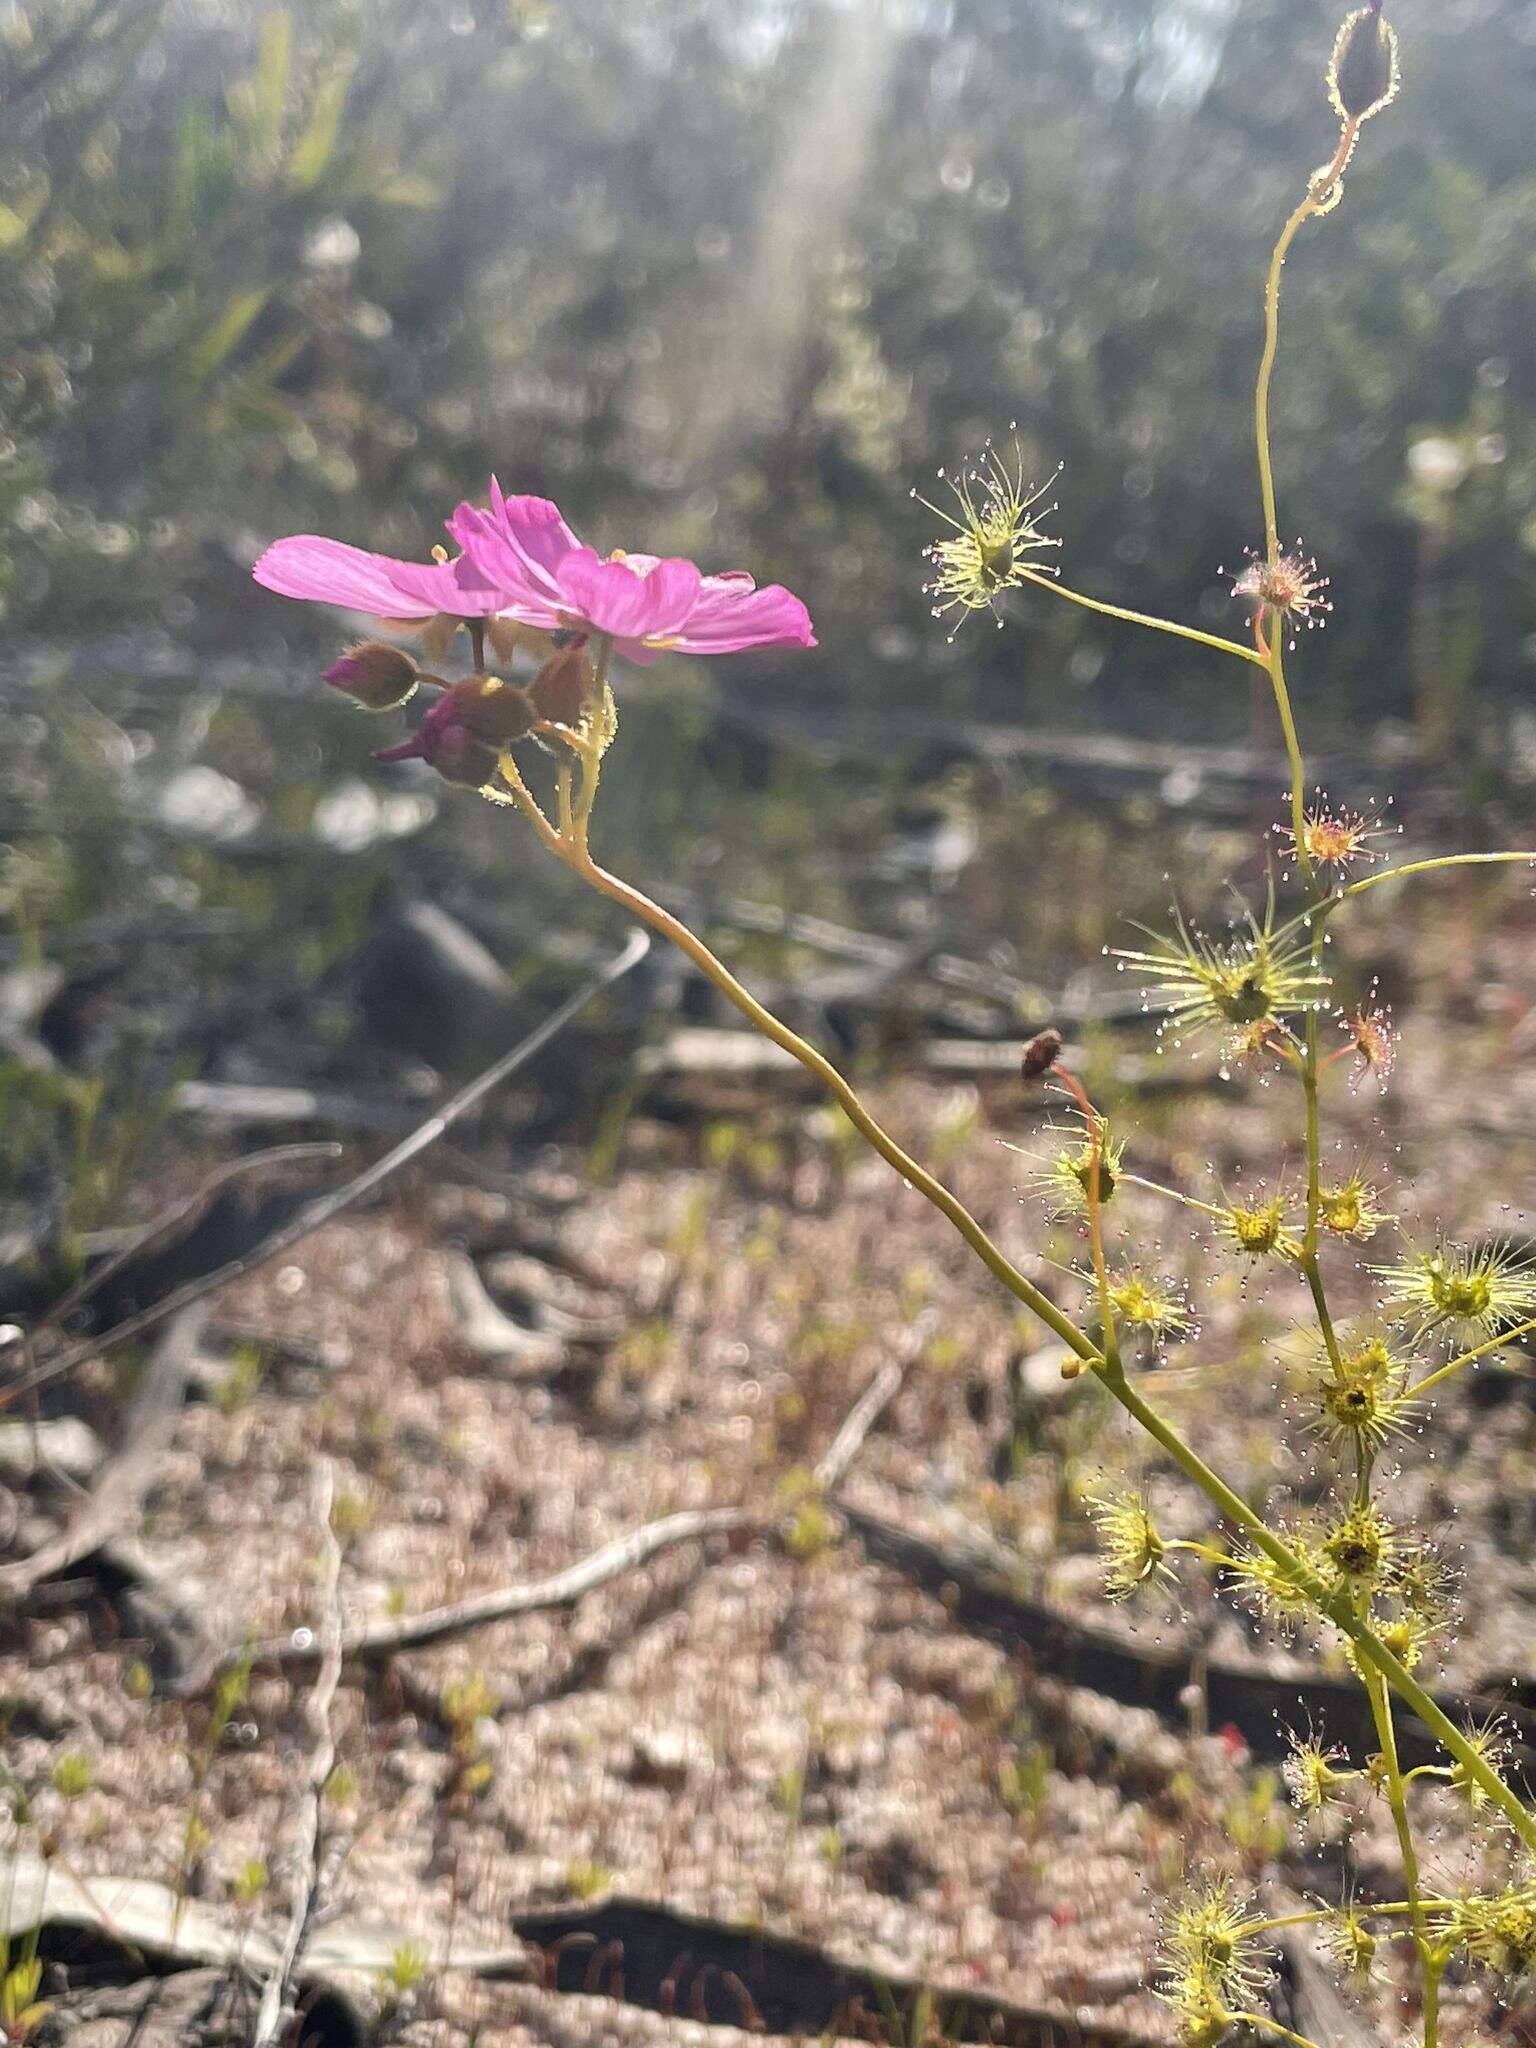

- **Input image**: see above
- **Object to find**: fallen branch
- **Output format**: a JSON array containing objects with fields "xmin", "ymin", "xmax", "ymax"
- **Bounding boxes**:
[
  {"xmin": 813, "ymin": 1322, "xmax": 928, "ymax": 1493},
  {"xmin": 0, "ymin": 1307, "xmax": 205, "ymax": 1601},
  {"xmin": 0, "ymin": 1850, "xmax": 526, "ymax": 1985},
  {"xmin": 186, "ymin": 1505, "xmax": 751, "ymax": 1691},
  {"xmin": 185, "ymin": 1343, "xmax": 915, "ymax": 1693},
  {"xmin": 0, "ymin": 1849, "xmax": 1156, "ymax": 2047},
  {"xmin": 31, "ymin": 1142, "xmax": 339, "ymax": 1341},
  {"xmin": 252, "ymin": 1461, "xmax": 345, "ymax": 2048},
  {"xmin": 3, "ymin": 926, "xmax": 651, "ymax": 1407}
]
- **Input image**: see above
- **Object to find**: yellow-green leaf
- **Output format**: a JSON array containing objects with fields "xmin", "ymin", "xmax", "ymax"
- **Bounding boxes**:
[
  {"xmin": 252, "ymin": 8, "xmax": 293, "ymax": 152},
  {"xmin": 371, "ymin": 171, "xmax": 443, "ymax": 210},
  {"xmin": 189, "ymin": 286, "xmax": 271, "ymax": 380},
  {"xmin": 287, "ymin": 62, "xmax": 353, "ymax": 192}
]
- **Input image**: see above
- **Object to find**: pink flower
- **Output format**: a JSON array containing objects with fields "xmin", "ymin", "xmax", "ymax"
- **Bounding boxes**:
[
  {"xmin": 251, "ymin": 531, "xmax": 508, "ymax": 622},
  {"xmin": 448, "ymin": 479, "xmax": 816, "ymax": 664},
  {"xmin": 252, "ymin": 480, "xmax": 816, "ymax": 667}
]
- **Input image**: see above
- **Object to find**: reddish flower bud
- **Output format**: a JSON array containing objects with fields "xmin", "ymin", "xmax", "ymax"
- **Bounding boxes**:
[
  {"xmin": 1021, "ymin": 1027, "xmax": 1063, "ymax": 1082},
  {"xmin": 374, "ymin": 691, "xmax": 500, "ymax": 791},
  {"xmin": 529, "ymin": 644, "xmax": 593, "ymax": 728},
  {"xmin": 323, "ymin": 640, "xmax": 419, "ymax": 711},
  {"xmin": 451, "ymin": 675, "xmax": 538, "ymax": 745}
]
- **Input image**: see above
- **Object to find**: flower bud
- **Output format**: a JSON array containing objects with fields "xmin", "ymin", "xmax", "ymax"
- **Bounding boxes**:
[
  {"xmin": 529, "ymin": 644, "xmax": 593, "ymax": 727},
  {"xmin": 324, "ymin": 640, "xmax": 419, "ymax": 711},
  {"xmin": 1020, "ymin": 1027, "xmax": 1063, "ymax": 1082},
  {"xmin": 451, "ymin": 675, "xmax": 538, "ymax": 746},
  {"xmin": 427, "ymin": 726, "xmax": 504, "ymax": 789},
  {"xmin": 374, "ymin": 691, "xmax": 501, "ymax": 791},
  {"xmin": 1328, "ymin": 6, "xmax": 1400, "ymax": 124}
]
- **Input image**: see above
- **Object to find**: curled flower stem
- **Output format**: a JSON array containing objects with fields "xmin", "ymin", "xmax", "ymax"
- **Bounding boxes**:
[
  {"xmin": 1256, "ymin": 122, "xmax": 1359, "ymax": 559},
  {"xmin": 1014, "ymin": 569, "xmax": 1268, "ymax": 669}
]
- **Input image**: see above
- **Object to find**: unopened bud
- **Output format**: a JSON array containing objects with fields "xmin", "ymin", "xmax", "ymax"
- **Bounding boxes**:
[
  {"xmin": 374, "ymin": 691, "xmax": 501, "ymax": 791},
  {"xmin": 1328, "ymin": 6, "xmax": 1400, "ymax": 124},
  {"xmin": 423, "ymin": 725, "xmax": 502, "ymax": 789},
  {"xmin": 1059, "ymin": 1355, "xmax": 1085, "ymax": 1382},
  {"xmin": 530, "ymin": 644, "xmax": 593, "ymax": 727},
  {"xmin": 452, "ymin": 676, "xmax": 538, "ymax": 746},
  {"xmin": 323, "ymin": 640, "xmax": 418, "ymax": 711},
  {"xmin": 1021, "ymin": 1028, "xmax": 1063, "ymax": 1082}
]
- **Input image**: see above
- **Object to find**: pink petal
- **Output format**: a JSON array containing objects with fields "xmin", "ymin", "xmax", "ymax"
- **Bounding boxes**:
[
  {"xmin": 555, "ymin": 550, "xmax": 703, "ymax": 641},
  {"xmin": 670, "ymin": 580, "xmax": 816, "ymax": 653},
  {"xmin": 450, "ymin": 489, "xmax": 583, "ymax": 614},
  {"xmin": 252, "ymin": 534, "xmax": 505, "ymax": 620},
  {"xmin": 252, "ymin": 536, "xmax": 436, "ymax": 618},
  {"xmin": 489, "ymin": 481, "xmax": 585, "ymax": 589},
  {"xmin": 384, "ymin": 549, "xmax": 521, "ymax": 619}
]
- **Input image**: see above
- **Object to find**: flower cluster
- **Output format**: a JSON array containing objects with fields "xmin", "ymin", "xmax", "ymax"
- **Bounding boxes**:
[
  {"xmin": 255, "ymin": 478, "xmax": 815, "ymax": 665},
  {"xmin": 253, "ymin": 481, "xmax": 815, "ymax": 793}
]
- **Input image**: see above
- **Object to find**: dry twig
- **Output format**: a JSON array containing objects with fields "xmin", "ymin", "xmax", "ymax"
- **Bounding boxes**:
[
  {"xmin": 251, "ymin": 1460, "xmax": 345, "ymax": 2048},
  {"xmin": 0, "ymin": 1306, "xmax": 205, "ymax": 1601}
]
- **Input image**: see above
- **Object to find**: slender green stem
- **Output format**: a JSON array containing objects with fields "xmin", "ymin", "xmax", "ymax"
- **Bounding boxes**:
[
  {"xmin": 513, "ymin": 739, "xmax": 1536, "ymax": 1859},
  {"xmin": 1242, "ymin": 152, "xmax": 1532, "ymax": 1989},
  {"xmin": 1167, "ymin": 1538, "xmax": 1239, "ymax": 1569},
  {"xmin": 1265, "ymin": 849, "xmax": 1536, "ymax": 959},
  {"xmin": 565, "ymin": 851, "xmax": 1100, "ymax": 1366},
  {"xmin": 1121, "ymin": 1172, "xmax": 1224, "ymax": 1220},
  {"xmin": 1256, "ymin": 208, "xmax": 1310, "ymax": 560},
  {"xmin": 1410, "ymin": 1315, "xmax": 1536, "ymax": 1399},
  {"xmin": 1232, "ymin": 2013, "xmax": 1326, "ymax": 2048},
  {"xmin": 1341, "ymin": 849, "xmax": 1536, "ymax": 906},
  {"xmin": 1015, "ymin": 570, "xmax": 1267, "ymax": 669},
  {"xmin": 1267, "ymin": 633, "xmax": 1315, "ymax": 894},
  {"xmin": 1052, "ymin": 1065, "xmax": 1119, "ymax": 1367},
  {"xmin": 1245, "ymin": 1902, "xmax": 1434, "ymax": 1937},
  {"xmin": 1366, "ymin": 1669, "xmax": 1442, "ymax": 2048}
]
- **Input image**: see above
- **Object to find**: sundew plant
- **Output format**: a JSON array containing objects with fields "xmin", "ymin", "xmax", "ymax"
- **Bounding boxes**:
[{"xmin": 254, "ymin": 9, "xmax": 1536, "ymax": 2044}]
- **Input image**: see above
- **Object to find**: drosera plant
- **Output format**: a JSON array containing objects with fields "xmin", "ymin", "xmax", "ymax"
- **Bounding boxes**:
[{"xmin": 252, "ymin": 7, "xmax": 1536, "ymax": 2042}]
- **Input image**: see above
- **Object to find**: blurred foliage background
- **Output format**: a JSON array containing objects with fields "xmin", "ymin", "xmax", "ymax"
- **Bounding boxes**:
[{"xmin": 3, "ymin": 0, "xmax": 1534, "ymax": 748}]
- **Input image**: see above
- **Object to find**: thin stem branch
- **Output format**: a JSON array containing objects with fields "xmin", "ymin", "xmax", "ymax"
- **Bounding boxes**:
[
  {"xmin": 566, "ymin": 849, "xmax": 1100, "ymax": 1366},
  {"xmin": 1233, "ymin": 2014, "xmax": 1326, "ymax": 2048},
  {"xmin": 1015, "ymin": 570, "xmax": 1268, "ymax": 669},
  {"xmin": 1052, "ymin": 1064, "xmax": 1119, "ymax": 1367},
  {"xmin": 1366, "ymin": 1668, "xmax": 1443, "ymax": 2048},
  {"xmin": 1409, "ymin": 1315, "xmax": 1536, "ymax": 1400},
  {"xmin": 1340, "ymin": 850, "xmax": 1536, "ymax": 906}
]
